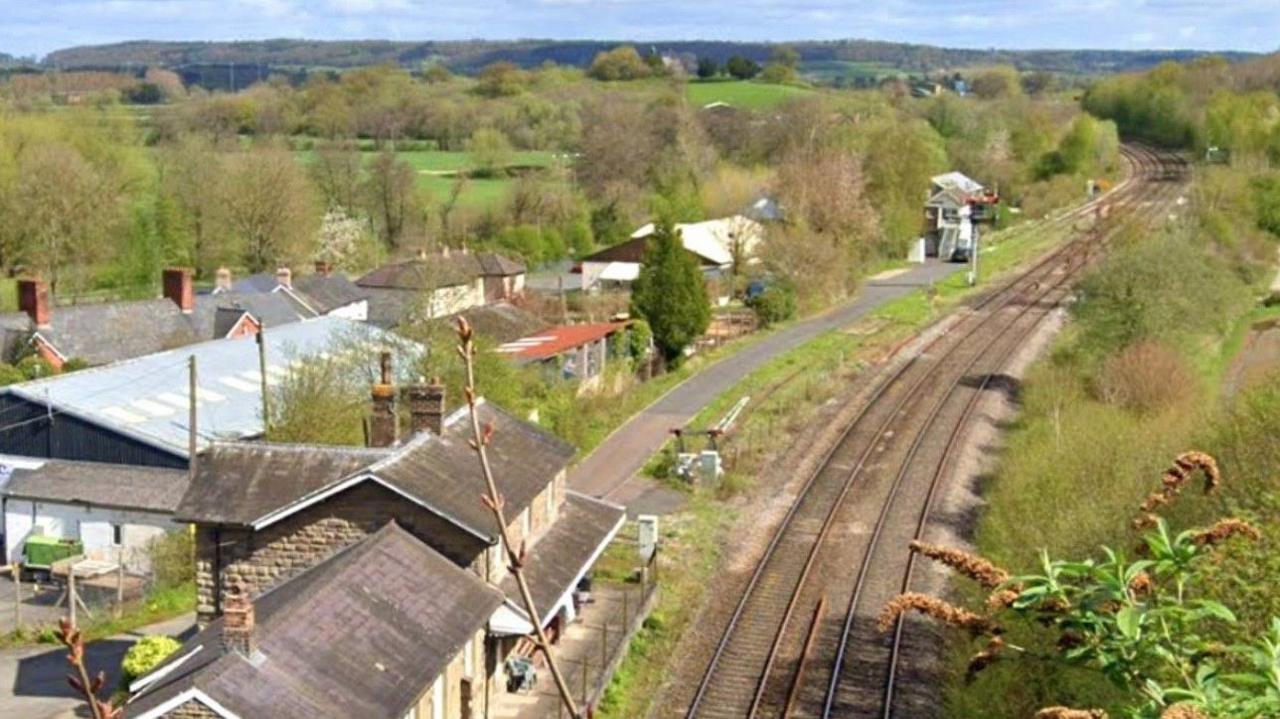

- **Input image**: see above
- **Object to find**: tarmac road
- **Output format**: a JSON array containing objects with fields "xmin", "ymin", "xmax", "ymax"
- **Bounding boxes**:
[{"xmin": 567, "ymin": 260, "xmax": 964, "ymax": 511}]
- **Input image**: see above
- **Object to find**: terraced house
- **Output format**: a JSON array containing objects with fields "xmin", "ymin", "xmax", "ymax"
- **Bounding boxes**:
[{"xmin": 124, "ymin": 380, "xmax": 625, "ymax": 719}]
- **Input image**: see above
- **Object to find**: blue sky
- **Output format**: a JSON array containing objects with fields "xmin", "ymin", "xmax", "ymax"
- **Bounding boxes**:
[{"xmin": 3, "ymin": 0, "xmax": 1277, "ymax": 58}]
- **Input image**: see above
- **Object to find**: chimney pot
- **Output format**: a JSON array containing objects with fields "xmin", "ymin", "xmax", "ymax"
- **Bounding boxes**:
[
  {"xmin": 314, "ymin": 260, "xmax": 333, "ymax": 277},
  {"xmin": 17, "ymin": 279, "xmax": 51, "ymax": 328},
  {"xmin": 214, "ymin": 267, "xmax": 232, "ymax": 293},
  {"xmin": 162, "ymin": 267, "xmax": 194, "ymax": 313},
  {"xmin": 407, "ymin": 377, "xmax": 446, "ymax": 435},
  {"xmin": 275, "ymin": 267, "xmax": 292, "ymax": 289},
  {"xmin": 369, "ymin": 350, "xmax": 398, "ymax": 447},
  {"xmin": 221, "ymin": 586, "xmax": 256, "ymax": 656}
]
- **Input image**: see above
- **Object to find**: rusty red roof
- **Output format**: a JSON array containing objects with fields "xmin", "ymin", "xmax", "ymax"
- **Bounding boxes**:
[{"xmin": 496, "ymin": 322, "xmax": 626, "ymax": 361}]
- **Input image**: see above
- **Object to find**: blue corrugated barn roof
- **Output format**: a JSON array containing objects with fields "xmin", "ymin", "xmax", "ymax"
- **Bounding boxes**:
[{"xmin": 2, "ymin": 316, "xmax": 418, "ymax": 459}]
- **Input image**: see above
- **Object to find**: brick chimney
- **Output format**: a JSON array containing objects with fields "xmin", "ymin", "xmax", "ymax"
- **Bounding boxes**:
[
  {"xmin": 221, "ymin": 586, "xmax": 256, "ymax": 656},
  {"xmin": 17, "ymin": 279, "xmax": 50, "ymax": 328},
  {"xmin": 314, "ymin": 260, "xmax": 333, "ymax": 278},
  {"xmin": 368, "ymin": 351, "xmax": 398, "ymax": 447},
  {"xmin": 406, "ymin": 377, "xmax": 446, "ymax": 435},
  {"xmin": 275, "ymin": 267, "xmax": 292, "ymax": 289},
  {"xmin": 162, "ymin": 268, "xmax": 194, "ymax": 313},
  {"xmin": 214, "ymin": 267, "xmax": 232, "ymax": 293}
]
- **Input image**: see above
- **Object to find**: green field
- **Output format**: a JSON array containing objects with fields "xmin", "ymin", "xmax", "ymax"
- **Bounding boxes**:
[
  {"xmin": 297, "ymin": 148, "xmax": 558, "ymax": 211},
  {"xmin": 685, "ymin": 80, "xmax": 814, "ymax": 110}
]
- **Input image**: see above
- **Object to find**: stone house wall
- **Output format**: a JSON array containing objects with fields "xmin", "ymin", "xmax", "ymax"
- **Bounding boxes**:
[{"xmin": 195, "ymin": 481, "xmax": 487, "ymax": 623}]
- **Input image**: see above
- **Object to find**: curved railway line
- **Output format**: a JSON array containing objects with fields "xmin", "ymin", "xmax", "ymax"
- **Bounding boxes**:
[{"xmin": 684, "ymin": 144, "xmax": 1188, "ymax": 719}]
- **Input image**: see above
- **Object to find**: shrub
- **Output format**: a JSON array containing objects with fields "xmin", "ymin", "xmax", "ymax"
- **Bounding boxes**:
[
  {"xmin": 746, "ymin": 283, "xmax": 797, "ymax": 327},
  {"xmin": 120, "ymin": 635, "xmax": 182, "ymax": 684},
  {"xmin": 147, "ymin": 529, "xmax": 194, "ymax": 588},
  {"xmin": 16, "ymin": 355, "xmax": 54, "ymax": 380},
  {"xmin": 0, "ymin": 363, "xmax": 23, "ymax": 386},
  {"xmin": 1094, "ymin": 340, "xmax": 1194, "ymax": 413}
]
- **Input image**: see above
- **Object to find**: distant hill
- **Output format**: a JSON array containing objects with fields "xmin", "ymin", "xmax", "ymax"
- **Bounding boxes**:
[{"xmin": 41, "ymin": 38, "xmax": 1256, "ymax": 82}]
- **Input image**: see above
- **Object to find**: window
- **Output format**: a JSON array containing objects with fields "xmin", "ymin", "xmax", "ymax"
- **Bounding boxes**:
[
  {"xmin": 112, "ymin": 524, "xmax": 123, "ymax": 546},
  {"xmin": 431, "ymin": 675, "xmax": 444, "ymax": 719}
]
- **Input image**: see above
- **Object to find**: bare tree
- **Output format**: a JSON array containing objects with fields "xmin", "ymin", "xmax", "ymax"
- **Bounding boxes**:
[
  {"xmin": 362, "ymin": 150, "xmax": 424, "ymax": 251},
  {"xmin": 310, "ymin": 139, "xmax": 364, "ymax": 213},
  {"xmin": 219, "ymin": 142, "xmax": 319, "ymax": 272},
  {"xmin": 456, "ymin": 318, "xmax": 582, "ymax": 718}
]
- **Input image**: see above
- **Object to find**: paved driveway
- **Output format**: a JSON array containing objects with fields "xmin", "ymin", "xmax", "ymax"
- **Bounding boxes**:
[
  {"xmin": 0, "ymin": 613, "xmax": 194, "ymax": 719},
  {"xmin": 569, "ymin": 261, "xmax": 963, "ymax": 509}
]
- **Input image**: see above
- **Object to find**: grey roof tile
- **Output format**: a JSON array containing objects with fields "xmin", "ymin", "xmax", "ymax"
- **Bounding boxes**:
[
  {"xmin": 126, "ymin": 522, "xmax": 502, "ymax": 719},
  {"xmin": 3, "ymin": 459, "xmax": 188, "ymax": 513}
]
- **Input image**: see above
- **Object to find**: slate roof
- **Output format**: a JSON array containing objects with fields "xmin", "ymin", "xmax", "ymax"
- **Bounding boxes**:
[
  {"xmin": 125, "ymin": 522, "xmax": 503, "ymax": 719},
  {"xmin": 360, "ymin": 287, "xmax": 419, "ymax": 330},
  {"xmin": 26, "ymin": 299, "xmax": 201, "ymax": 366},
  {"xmin": 454, "ymin": 303, "xmax": 549, "ymax": 345},
  {"xmin": 191, "ymin": 291, "xmax": 316, "ymax": 336},
  {"xmin": 174, "ymin": 399, "xmax": 575, "ymax": 543},
  {"xmin": 357, "ymin": 251, "xmax": 525, "ymax": 292},
  {"xmin": 2, "ymin": 459, "xmax": 189, "ymax": 513},
  {"xmin": 2, "ymin": 316, "xmax": 415, "ymax": 459},
  {"xmin": 174, "ymin": 443, "xmax": 392, "ymax": 525},
  {"xmin": 291, "ymin": 274, "xmax": 367, "ymax": 314},
  {"xmin": 500, "ymin": 492, "xmax": 625, "ymax": 623}
]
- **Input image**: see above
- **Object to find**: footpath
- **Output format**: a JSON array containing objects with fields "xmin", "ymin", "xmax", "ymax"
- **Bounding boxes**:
[{"xmin": 568, "ymin": 260, "xmax": 963, "ymax": 511}]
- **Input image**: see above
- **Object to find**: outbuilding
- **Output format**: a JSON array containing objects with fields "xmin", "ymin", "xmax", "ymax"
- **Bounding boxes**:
[{"xmin": 0, "ymin": 456, "xmax": 188, "ymax": 570}]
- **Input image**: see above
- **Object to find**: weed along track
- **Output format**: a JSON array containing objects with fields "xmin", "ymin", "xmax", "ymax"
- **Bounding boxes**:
[{"xmin": 683, "ymin": 145, "xmax": 1187, "ymax": 719}]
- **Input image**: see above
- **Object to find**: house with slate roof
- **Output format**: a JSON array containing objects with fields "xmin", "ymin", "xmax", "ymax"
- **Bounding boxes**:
[
  {"xmin": 142, "ymin": 379, "xmax": 624, "ymax": 718},
  {"xmin": 124, "ymin": 522, "xmax": 504, "ymax": 719},
  {"xmin": 0, "ymin": 267, "xmax": 366, "ymax": 370},
  {"xmin": 356, "ymin": 249, "xmax": 526, "ymax": 328}
]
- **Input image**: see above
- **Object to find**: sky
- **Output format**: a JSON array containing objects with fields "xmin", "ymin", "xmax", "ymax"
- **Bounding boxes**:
[{"xmin": 2, "ymin": 0, "xmax": 1277, "ymax": 59}]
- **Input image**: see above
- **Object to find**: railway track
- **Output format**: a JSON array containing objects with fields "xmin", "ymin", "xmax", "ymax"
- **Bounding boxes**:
[{"xmin": 684, "ymin": 144, "xmax": 1188, "ymax": 719}]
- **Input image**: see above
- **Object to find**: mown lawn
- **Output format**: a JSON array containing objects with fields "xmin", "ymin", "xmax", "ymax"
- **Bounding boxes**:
[{"xmin": 686, "ymin": 80, "xmax": 814, "ymax": 110}]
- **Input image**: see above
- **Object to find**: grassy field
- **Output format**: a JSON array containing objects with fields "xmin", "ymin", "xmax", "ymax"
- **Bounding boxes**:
[
  {"xmin": 686, "ymin": 80, "xmax": 814, "ymax": 110},
  {"xmin": 296, "ymin": 148, "xmax": 557, "ymax": 211}
]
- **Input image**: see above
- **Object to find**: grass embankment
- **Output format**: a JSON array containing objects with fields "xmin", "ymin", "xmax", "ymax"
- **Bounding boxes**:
[
  {"xmin": 592, "ymin": 208, "xmax": 1083, "ymax": 717},
  {"xmin": 940, "ymin": 165, "xmax": 1280, "ymax": 716}
]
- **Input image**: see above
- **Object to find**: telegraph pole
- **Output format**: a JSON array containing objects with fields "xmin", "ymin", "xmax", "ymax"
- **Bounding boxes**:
[
  {"xmin": 257, "ymin": 325, "xmax": 271, "ymax": 429},
  {"xmin": 188, "ymin": 355, "xmax": 198, "ymax": 482}
]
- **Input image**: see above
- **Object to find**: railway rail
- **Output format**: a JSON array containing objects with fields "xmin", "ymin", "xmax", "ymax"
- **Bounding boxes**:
[{"xmin": 684, "ymin": 144, "xmax": 1188, "ymax": 719}]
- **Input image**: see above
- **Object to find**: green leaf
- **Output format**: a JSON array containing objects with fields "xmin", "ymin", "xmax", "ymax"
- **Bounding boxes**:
[{"xmin": 1117, "ymin": 606, "xmax": 1143, "ymax": 639}]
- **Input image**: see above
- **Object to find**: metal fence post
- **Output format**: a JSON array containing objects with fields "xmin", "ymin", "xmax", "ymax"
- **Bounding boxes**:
[{"xmin": 11, "ymin": 564, "xmax": 21, "ymax": 632}]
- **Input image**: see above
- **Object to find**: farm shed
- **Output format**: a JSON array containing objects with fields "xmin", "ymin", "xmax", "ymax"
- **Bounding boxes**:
[
  {"xmin": 0, "ymin": 456, "xmax": 188, "ymax": 570},
  {"xmin": 0, "ymin": 316, "xmax": 415, "ymax": 467}
]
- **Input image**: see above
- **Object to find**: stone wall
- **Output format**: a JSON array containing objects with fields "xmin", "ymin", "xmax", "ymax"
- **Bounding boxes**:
[
  {"xmin": 163, "ymin": 699, "xmax": 220, "ymax": 718},
  {"xmin": 196, "ymin": 481, "xmax": 487, "ymax": 623}
]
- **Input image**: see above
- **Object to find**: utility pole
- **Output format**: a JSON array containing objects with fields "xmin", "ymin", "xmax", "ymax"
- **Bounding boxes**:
[
  {"xmin": 969, "ymin": 224, "xmax": 980, "ymax": 287},
  {"xmin": 188, "ymin": 355, "xmax": 198, "ymax": 482},
  {"xmin": 256, "ymin": 325, "xmax": 271, "ymax": 430}
]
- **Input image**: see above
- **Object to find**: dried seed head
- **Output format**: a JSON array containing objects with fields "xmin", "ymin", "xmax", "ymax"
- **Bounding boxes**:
[
  {"xmin": 878, "ymin": 592, "xmax": 996, "ymax": 636},
  {"xmin": 1133, "ymin": 451, "xmax": 1221, "ymax": 528},
  {"xmin": 1128, "ymin": 571, "xmax": 1154, "ymax": 596},
  {"xmin": 455, "ymin": 316, "xmax": 473, "ymax": 342},
  {"xmin": 1192, "ymin": 518, "xmax": 1261, "ymax": 546},
  {"xmin": 1160, "ymin": 705, "xmax": 1208, "ymax": 719},
  {"xmin": 1035, "ymin": 708, "xmax": 1109, "ymax": 719},
  {"xmin": 965, "ymin": 635, "xmax": 1005, "ymax": 682},
  {"xmin": 909, "ymin": 540, "xmax": 1011, "ymax": 589},
  {"xmin": 986, "ymin": 588, "xmax": 1021, "ymax": 611}
]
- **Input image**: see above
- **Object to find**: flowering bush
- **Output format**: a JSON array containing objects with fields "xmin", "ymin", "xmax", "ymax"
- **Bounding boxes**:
[{"xmin": 120, "ymin": 635, "xmax": 182, "ymax": 684}]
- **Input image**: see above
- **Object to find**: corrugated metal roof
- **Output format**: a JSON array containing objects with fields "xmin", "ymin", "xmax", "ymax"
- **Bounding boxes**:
[
  {"xmin": 1, "ymin": 316, "xmax": 417, "ymax": 459},
  {"xmin": 496, "ymin": 322, "xmax": 626, "ymax": 361}
]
